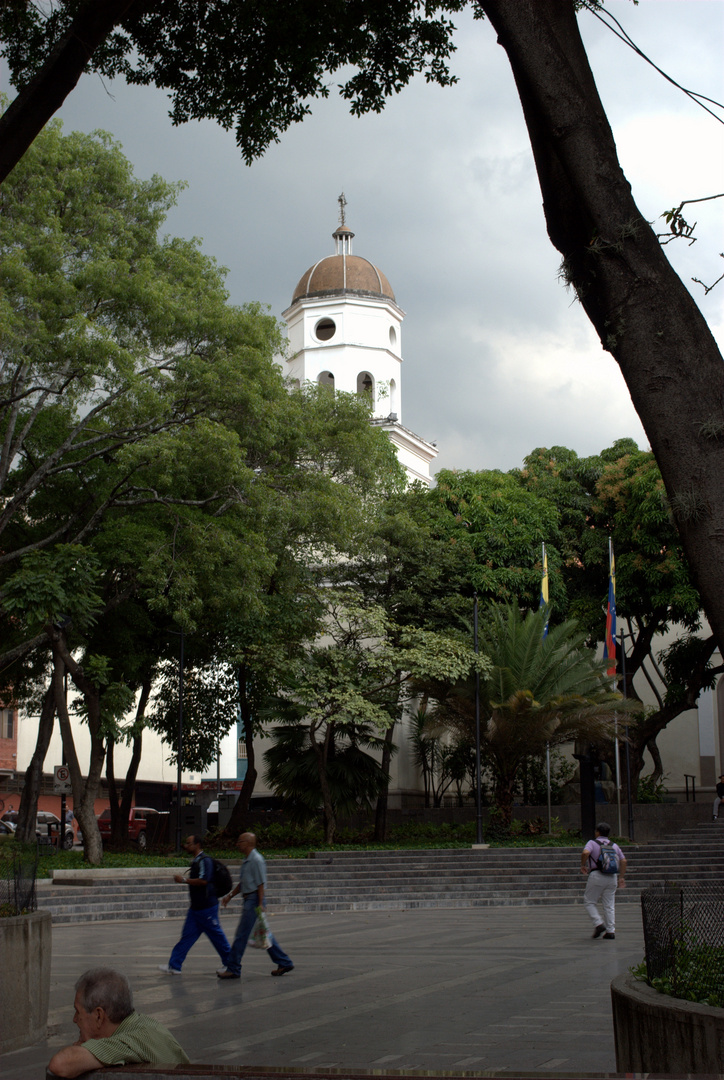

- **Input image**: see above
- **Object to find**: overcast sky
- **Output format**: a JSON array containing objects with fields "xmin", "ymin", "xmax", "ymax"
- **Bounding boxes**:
[{"xmin": 16, "ymin": 1, "xmax": 724, "ymax": 476}]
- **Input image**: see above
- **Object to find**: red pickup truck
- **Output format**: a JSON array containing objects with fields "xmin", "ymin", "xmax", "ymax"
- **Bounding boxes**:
[{"xmin": 96, "ymin": 807, "xmax": 159, "ymax": 849}]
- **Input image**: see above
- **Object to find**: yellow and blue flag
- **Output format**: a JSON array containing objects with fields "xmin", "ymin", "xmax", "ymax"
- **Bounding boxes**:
[
  {"xmin": 540, "ymin": 544, "xmax": 549, "ymax": 637},
  {"xmin": 603, "ymin": 539, "xmax": 616, "ymax": 677}
]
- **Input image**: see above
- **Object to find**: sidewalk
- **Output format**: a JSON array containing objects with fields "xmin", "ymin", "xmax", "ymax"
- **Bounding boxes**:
[{"xmin": 1, "ymin": 903, "xmax": 644, "ymax": 1078}]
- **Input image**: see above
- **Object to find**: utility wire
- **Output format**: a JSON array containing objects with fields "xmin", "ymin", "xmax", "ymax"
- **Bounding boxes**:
[{"xmin": 581, "ymin": 1, "xmax": 724, "ymax": 126}]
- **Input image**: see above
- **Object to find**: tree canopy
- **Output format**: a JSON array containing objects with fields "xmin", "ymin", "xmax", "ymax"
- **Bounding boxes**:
[
  {"xmin": 515, "ymin": 439, "xmax": 724, "ymax": 795},
  {"xmin": 424, "ymin": 603, "xmax": 627, "ymax": 822},
  {"xmin": 0, "ymin": 0, "xmax": 463, "ymax": 180},
  {"xmin": 1, "ymin": 121, "xmax": 405, "ymax": 858},
  {"xmin": 3, "ymin": 1, "xmax": 724, "ymax": 676}
]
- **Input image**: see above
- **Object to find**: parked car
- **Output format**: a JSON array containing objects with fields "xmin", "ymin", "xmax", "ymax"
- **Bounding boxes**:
[
  {"xmin": 1, "ymin": 810, "xmax": 74, "ymax": 849},
  {"xmin": 96, "ymin": 807, "xmax": 159, "ymax": 849}
]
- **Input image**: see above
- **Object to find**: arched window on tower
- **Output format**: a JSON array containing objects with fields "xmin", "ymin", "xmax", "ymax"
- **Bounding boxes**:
[
  {"xmin": 318, "ymin": 371, "xmax": 335, "ymax": 391},
  {"xmin": 389, "ymin": 378, "xmax": 399, "ymax": 417},
  {"xmin": 357, "ymin": 371, "xmax": 375, "ymax": 402}
]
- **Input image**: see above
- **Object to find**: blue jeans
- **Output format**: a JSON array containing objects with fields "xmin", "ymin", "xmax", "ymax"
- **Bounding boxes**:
[
  {"xmin": 226, "ymin": 894, "xmax": 293, "ymax": 975},
  {"xmin": 169, "ymin": 902, "xmax": 230, "ymax": 971}
]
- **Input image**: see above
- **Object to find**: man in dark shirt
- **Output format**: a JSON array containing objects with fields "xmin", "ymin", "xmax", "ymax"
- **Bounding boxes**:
[
  {"xmin": 158, "ymin": 835, "xmax": 230, "ymax": 974},
  {"xmin": 714, "ymin": 776, "xmax": 724, "ymax": 820}
]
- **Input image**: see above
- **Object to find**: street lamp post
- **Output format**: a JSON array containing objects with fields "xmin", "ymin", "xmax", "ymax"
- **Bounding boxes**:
[
  {"xmin": 474, "ymin": 593, "xmax": 483, "ymax": 845},
  {"xmin": 173, "ymin": 627, "xmax": 184, "ymax": 854}
]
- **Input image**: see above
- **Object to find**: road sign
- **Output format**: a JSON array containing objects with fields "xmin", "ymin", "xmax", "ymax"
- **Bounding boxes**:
[{"xmin": 53, "ymin": 765, "xmax": 72, "ymax": 795}]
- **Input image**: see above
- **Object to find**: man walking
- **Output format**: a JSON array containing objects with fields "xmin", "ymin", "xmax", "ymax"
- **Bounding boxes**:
[
  {"xmin": 159, "ymin": 834, "xmax": 230, "ymax": 974},
  {"xmin": 217, "ymin": 831, "xmax": 294, "ymax": 980},
  {"xmin": 580, "ymin": 821, "xmax": 626, "ymax": 940}
]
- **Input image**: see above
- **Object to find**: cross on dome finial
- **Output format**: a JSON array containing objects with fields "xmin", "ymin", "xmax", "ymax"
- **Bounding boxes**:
[{"xmin": 332, "ymin": 195, "xmax": 354, "ymax": 253}]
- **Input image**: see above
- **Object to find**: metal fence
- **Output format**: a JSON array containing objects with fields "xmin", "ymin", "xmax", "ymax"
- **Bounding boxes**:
[
  {"xmin": 0, "ymin": 849, "xmax": 38, "ymax": 916},
  {"xmin": 641, "ymin": 883, "xmax": 724, "ymax": 1002}
]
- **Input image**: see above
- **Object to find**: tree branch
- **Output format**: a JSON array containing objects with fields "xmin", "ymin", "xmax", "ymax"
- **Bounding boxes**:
[{"xmin": 0, "ymin": 0, "xmax": 140, "ymax": 183}]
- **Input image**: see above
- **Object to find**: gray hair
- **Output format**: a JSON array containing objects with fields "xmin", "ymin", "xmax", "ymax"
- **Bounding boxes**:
[
  {"xmin": 75, "ymin": 968, "xmax": 134, "ymax": 1023},
  {"xmin": 596, "ymin": 822, "xmax": 612, "ymax": 837}
]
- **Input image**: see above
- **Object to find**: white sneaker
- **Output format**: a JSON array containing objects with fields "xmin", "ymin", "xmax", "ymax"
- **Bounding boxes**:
[{"xmin": 158, "ymin": 964, "xmax": 182, "ymax": 975}]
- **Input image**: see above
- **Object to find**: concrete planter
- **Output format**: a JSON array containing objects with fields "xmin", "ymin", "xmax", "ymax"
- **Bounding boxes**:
[
  {"xmin": 611, "ymin": 971, "xmax": 724, "ymax": 1073},
  {"xmin": 0, "ymin": 910, "xmax": 52, "ymax": 1053}
]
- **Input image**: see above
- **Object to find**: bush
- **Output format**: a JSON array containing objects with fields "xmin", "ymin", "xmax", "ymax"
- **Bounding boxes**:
[
  {"xmin": 636, "ymin": 773, "xmax": 669, "ymax": 804},
  {"xmin": 632, "ymin": 943, "xmax": 724, "ymax": 1008}
]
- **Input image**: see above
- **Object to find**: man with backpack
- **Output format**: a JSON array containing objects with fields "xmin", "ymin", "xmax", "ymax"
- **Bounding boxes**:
[
  {"xmin": 158, "ymin": 835, "xmax": 231, "ymax": 974},
  {"xmin": 580, "ymin": 822, "xmax": 626, "ymax": 940}
]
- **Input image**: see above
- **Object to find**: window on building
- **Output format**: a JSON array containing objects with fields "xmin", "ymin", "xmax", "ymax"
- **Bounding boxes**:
[
  {"xmin": 357, "ymin": 371, "xmax": 374, "ymax": 399},
  {"xmin": 0, "ymin": 709, "xmax": 13, "ymax": 740},
  {"xmin": 238, "ymin": 740, "xmax": 248, "ymax": 760},
  {"xmin": 315, "ymin": 318, "xmax": 336, "ymax": 341}
]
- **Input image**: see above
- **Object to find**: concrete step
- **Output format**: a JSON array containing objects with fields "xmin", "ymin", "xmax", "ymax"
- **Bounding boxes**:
[
  {"xmin": 41, "ymin": 886, "xmax": 655, "ymax": 924},
  {"xmin": 34, "ymin": 825, "xmax": 724, "ymax": 923},
  {"xmin": 36, "ymin": 862, "xmax": 724, "ymax": 898}
]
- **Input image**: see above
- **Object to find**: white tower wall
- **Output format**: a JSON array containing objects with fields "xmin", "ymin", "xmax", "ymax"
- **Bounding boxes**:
[
  {"xmin": 285, "ymin": 296, "xmax": 404, "ymax": 421},
  {"xmin": 282, "ymin": 222, "xmax": 436, "ymax": 485}
]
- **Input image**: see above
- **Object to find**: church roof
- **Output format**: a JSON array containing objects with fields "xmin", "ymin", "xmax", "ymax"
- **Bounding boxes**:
[{"xmin": 290, "ymin": 225, "xmax": 395, "ymax": 306}]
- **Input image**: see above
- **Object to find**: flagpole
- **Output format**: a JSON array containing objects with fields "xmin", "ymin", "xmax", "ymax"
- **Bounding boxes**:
[
  {"xmin": 540, "ymin": 544, "xmax": 551, "ymax": 831},
  {"xmin": 615, "ymin": 718, "xmax": 622, "ymax": 837},
  {"xmin": 474, "ymin": 592, "xmax": 483, "ymax": 846},
  {"xmin": 546, "ymin": 741, "xmax": 552, "ymax": 835},
  {"xmin": 609, "ymin": 537, "xmax": 622, "ymax": 834}
]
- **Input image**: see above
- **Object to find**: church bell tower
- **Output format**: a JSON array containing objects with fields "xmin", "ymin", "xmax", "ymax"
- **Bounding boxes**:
[{"xmin": 282, "ymin": 197, "xmax": 438, "ymax": 485}]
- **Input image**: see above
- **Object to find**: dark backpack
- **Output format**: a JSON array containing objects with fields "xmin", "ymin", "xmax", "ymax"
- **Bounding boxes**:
[
  {"xmin": 594, "ymin": 839, "xmax": 619, "ymax": 875},
  {"xmin": 210, "ymin": 858, "xmax": 233, "ymax": 897}
]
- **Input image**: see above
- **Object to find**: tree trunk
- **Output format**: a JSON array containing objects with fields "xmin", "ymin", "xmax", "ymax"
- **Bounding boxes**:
[
  {"xmin": 373, "ymin": 722, "xmax": 396, "ymax": 842},
  {"xmin": 16, "ymin": 682, "xmax": 55, "ymax": 844},
  {"xmin": 494, "ymin": 778, "xmax": 515, "ymax": 826},
  {"xmin": 619, "ymin": 738, "xmax": 646, "ymax": 806},
  {"xmin": 118, "ymin": 731, "xmax": 142, "ymax": 834},
  {"xmin": 106, "ymin": 738, "xmax": 119, "ymax": 839},
  {"xmin": 480, "ymin": 0, "xmax": 724, "ymax": 659},
  {"xmin": 223, "ymin": 665, "xmax": 258, "ymax": 840},
  {"xmin": 645, "ymin": 737, "xmax": 664, "ymax": 788},
  {"xmin": 0, "ymin": 0, "xmax": 140, "ymax": 183},
  {"xmin": 51, "ymin": 630, "xmax": 106, "ymax": 864},
  {"xmin": 107, "ymin": 678, "xmax": 150, "ymax": 843},
  {"xmin": 311, "ymin": 723, "xmax": 336, "ymax": 844}
]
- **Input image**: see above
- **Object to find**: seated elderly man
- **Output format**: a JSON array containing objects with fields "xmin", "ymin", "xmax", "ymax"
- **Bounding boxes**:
[{"xmin": 48, "ymin": 967, "xmax": 189, "ymax": 1077}]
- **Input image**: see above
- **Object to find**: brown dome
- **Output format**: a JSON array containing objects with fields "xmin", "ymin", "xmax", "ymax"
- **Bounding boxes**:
[{"xmin": 291, "ymin": 253, "xmax": 395, "ymax": 306}]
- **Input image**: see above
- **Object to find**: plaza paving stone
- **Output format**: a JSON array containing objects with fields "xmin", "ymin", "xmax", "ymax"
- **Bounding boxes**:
[{"xmin": 1, "ymin": 903, "xmax": 644, "ymax": 1078}]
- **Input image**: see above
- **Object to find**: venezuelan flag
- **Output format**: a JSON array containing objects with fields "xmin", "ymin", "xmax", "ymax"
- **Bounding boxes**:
[{"xmin": 603, "ymin": 540, "xmax": 616, "ymax": 677}]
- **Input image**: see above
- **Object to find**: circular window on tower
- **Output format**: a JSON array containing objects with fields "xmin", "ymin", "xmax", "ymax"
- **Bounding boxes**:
[
  {"xmin": 389, "ymin": 326, "xmax": 397, "ymax": 348},
  {"xmin": 315, "ymin": 318, "xmax": 336, "ymax": 341}
]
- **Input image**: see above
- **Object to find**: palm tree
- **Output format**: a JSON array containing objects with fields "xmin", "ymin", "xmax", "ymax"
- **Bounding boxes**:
[{"xmin": 430, "ymin": 603, "xmax": 632, "ymax": 824}]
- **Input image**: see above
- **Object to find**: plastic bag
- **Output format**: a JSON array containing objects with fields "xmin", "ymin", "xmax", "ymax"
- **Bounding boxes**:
[{"xmin": 250, "ymin": 907, "xmax": 272, "ymax": 949}]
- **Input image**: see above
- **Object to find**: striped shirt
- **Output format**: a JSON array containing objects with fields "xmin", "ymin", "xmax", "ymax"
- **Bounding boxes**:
[{"xmin": 82, "ymin": 1010, "xmax": 189, "ymax": 1066}]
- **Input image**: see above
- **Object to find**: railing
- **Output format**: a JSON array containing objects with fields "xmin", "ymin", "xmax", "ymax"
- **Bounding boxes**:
[
  {"xmin": 0, "ymin": 849, "xmax": 38, "ymax": 916},
  {"xmin": 641, "ymin": 883, "xmax": 724, "ymax": 1001},
  {"xmin": 684, "ymin": 774, "xmax": 696, "ymax": 802}
]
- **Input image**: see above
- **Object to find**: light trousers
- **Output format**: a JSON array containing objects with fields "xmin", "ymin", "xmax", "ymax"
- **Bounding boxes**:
[{"xmin": 583, "ymin": 870, "xmax": 617, "ymax": 932}]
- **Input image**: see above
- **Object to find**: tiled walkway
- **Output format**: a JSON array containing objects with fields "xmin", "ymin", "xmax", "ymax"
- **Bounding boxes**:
[{"xmin": 1, "ymin": 903, "xmax": 644, "ymax": 1078}]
